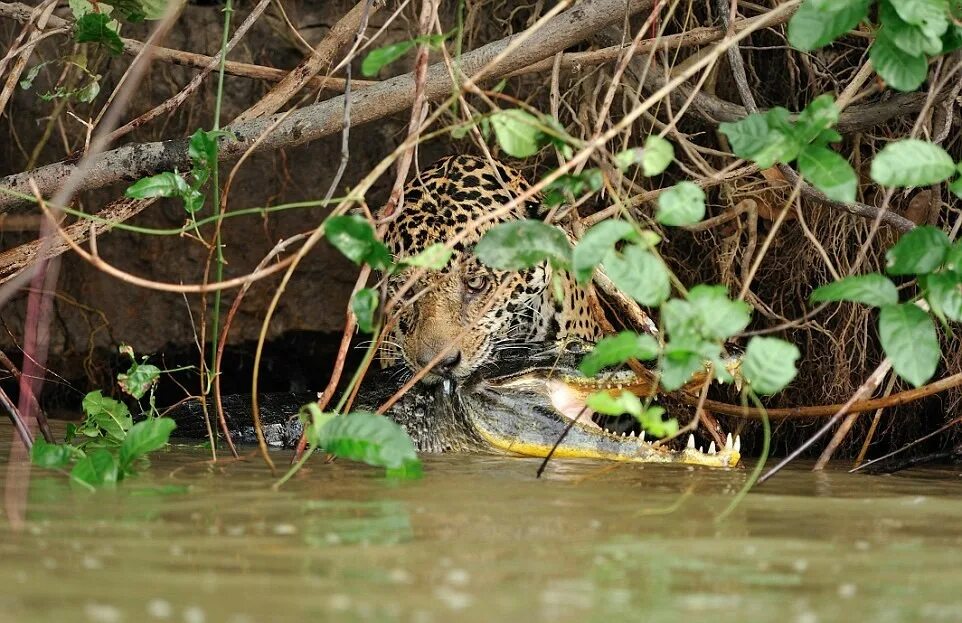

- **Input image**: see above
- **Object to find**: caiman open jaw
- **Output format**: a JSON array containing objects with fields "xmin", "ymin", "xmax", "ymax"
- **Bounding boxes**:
[{"xmin": 458, "ymin": 368, "xmax": 741, "ymax": 469}]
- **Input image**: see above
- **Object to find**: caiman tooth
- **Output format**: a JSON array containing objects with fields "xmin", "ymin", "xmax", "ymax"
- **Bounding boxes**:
[
  {"xmin": 708, "ymin": 441, "xmax": 717, "ymax": 455},
  {"xmin": 734, "ymin": 435, "xmax": 742, "ymax": 452},
  {"xmin": 640, "ymin": 431, "xmax": 645, "ymax": 442},
  {"xmin": 687, "ymin": 434, "xmax": 695, "ymax": 449},
  {"xmin": 628, "ymin": 430, "xmax": 636, "ymax": 438},
  {"xmin": 699, "ymin": 445, "xmax": 704, "ymax": 454},
  {"xmin": 725, "ymin": 433, "xmax": 733, "ymax": 450}
]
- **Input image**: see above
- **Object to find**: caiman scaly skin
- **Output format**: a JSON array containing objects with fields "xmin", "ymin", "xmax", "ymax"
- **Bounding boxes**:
[{"xmin": 172, "ymin": 350, "xmax": 740, "ymax": 468}]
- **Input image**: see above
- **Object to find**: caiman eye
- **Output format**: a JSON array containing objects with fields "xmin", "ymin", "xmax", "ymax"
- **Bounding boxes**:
[{"xmin": 465, "ymin": 274, "xmax": 489, "ymax": 294}]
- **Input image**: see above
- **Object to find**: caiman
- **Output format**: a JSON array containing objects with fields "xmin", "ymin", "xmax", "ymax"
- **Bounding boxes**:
[{"xmin": 171, "ymin": 349, "xmax": 741, "ymax": 468}]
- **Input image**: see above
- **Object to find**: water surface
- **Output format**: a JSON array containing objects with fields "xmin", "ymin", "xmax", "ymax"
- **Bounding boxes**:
[{"xmin": 2, "ymin": 427, "xmax": 961, "ymax": 623}]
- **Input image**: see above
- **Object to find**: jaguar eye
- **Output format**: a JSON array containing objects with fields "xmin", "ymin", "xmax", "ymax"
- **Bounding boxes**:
[{"xmin": 465, "ymin": 274, "xmax": 489, "ymax": 293}]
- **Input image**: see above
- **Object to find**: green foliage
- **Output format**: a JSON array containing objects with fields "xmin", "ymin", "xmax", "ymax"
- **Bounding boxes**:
[
  {"xmin": 571, "ymin": 220, "xmax": 653, "ymax": 283},
  {"xmin": 116, "ymin": 344, "xmax": 161, "ymax": 400},
  {"xmin": 789, "ymin": 0, "xmax": 961, "ymax": 92},
  {"xmin": 352, "ymin": 288, "xmax": 379, "ymax": 333},
  {"xmin": 870, "ymin": 139, "xmax": 957, "ymax": 188},
  {"xmin": 361, "ymin": 33, "xmax": 448, "ymax": 77},
  {"xmin": 879, "ymin": 303, "xmax": 940, "ymax": 387},
  {"xmin": 924, "ymin": 272, "xmax": 962, "ymax": 322},
  {"xmin": 474, "ymin": 219, "xmax": 572, "ymax": 270},
  {"xmin": 656, "ymin": 182, "xmax": 706, "ymax": 226},
  {"xmin": 20, "ymin": 56, "xmax": 102, "ymax": 103},
  {"xmin": 313, "ymin": 412, "xmax": 423, "ymax": 478},
  {"xmin": 75, "ymin": 13, "xmax": 124, "ymax": 55},
  {"xmin": 324, "ymin": 215, "xmax": 393, "ymax": 270},
  {"xmin": 603, "ymin": 244, "xmax": 671, "ymax": 306},
  {"xmin": 585, "ymin": 391, "xmax": 677, "ymax": 438},
  {"xmin": 118, "ymin": 418, "xmax": 176, "ymax": 471},
  {"xmin": 490, "ymin": 109, "xmax": 546, "ymax": 158},
  {"xmin": 659, "ymin": 286, "xmax": 750, "ymax": 390},
  {"xmin": 813, "ymin": 223, "xmax": 958, "ymax": 387},
  {"xmin": 30, "ymin": 438, "xmax": 76, "ymax": 469},
  {"xmin": 885, "ymin": 225, "xmax": 950, "ymax": 275},
  {"xmin": 400, "ymin": 243, "xmax": 453, "ymax": 269},
  {"xmin": 796, "ymin": 146, "xmax": 858, "ymax": 202},
  {"xmin": 32, "ymin": 348, "xmax": 175, "ymax": 489},
  {"xmin": 544, "ymin": 169, "xmax": 603, "ymax": 208},
  {"xmin": 720, "ymin": 95, "xmax": 856, "ymax": 202},
  {"xmin": 615, "ymin": 135, "xmax": 675, "ymax": 176},
  {"xmin": 810, "ymin": 274, "xmax": 899, "ymax": 307},
  {"xmin": 740, "ymin": 337, "xmax": 801, "ymax": 394},
  {"xmin": 787, "ymin": 0, "xmax": 871, "ymax": 51},
  {"xmin": 578, "ymin": 331, "xmax": 659, "ymax": 376},
  {"xmin": 870, "ymin": 29, "xmax": 930, "ymax": 92},
  {"xmin": 125, "ymin": 128, "xmax": 231, "ymax": 214}
]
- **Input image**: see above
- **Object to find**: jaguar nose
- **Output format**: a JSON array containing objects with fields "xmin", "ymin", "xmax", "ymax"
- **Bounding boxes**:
[{"xmin": 418, "ymin": 350, "xmax": 462, "ymax": 376}]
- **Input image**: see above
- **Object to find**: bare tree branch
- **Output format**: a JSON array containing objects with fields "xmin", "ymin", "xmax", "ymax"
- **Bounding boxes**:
[{"xmin": 0, "ymin": 0, "xmax": 655, "ymax": 212}]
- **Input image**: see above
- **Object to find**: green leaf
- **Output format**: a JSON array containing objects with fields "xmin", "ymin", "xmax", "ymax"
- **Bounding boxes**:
[
  {"xmin": 880, "ymin": 2, "xmax": 944, "ymax": 56},
  {"xmin": 352, "ymin": 288, "xmax": 379, "ymax": 333},
  {"xmin": 687, "ymin": 285, "xmax": 752, "ymax": 341},
  {"xmin": 879, "ymin": 303, "xmax": 941, "ymax": 387},
  {"xmin": 75, "ymin": 13, "xmax": 123, "ymax": 55},
  {"xmin": 950, "ymin": 176, "xmax": 962, "ymax": 199},
  {"xmin": 787, "ymin": 0, "xmax": 872, "ymax": 51},
  {"xmin": 475, "ymin": 219, "xmax": 571, "ymax": 270},
  {"xmin": 719, "ymin": 108, "xmax": 800, "ymax": 168},
  {"xmin": 797, "ymin": 145, "xmax": 857, "ymax": 202},
  {"xmin": 870, "ymin": 31, "xmax": 929, "ymax": 92},
  {"xmin": 324, "ymin": 215, "xmax": 392, "ymax": 270},
  {"xmin": 82, "ymin": 390, "xmax": 132, "ymax": 442},
  {"xmin": 571, "ymin": 220, "xmax": 640, "ymax": 283},
  {"xmin": 870, "ymin": 139, "xmax": 956, "ymax": 187},
  {"xmin": 543, "ymin": 169, "xmax": 603, "ymax": 207},
  {"xmin": 361, "ymin": 40, "xmax": 416, "ymax": 77},
  {"xmin": 119, "ymin": 418, "xmax": 175, "ymax": 471},
  {"xmin": 741, "ymin": 337, "xmax": 801, "ymax": 394},
  {"xmin": 656, "ymin": 181, "xmax": 706, "ymax": 226},
  {"xmin": 117, "ymin": 361, "xmax": 160, "ymax": 400},
  {"xmin": 885, "ymin": 225, "xmax": 950, "ymax": 275},
  {"xmin": 794, "ymin": 94, "xmax": 840, "ymax": 144},
  {"xmin": 490, "ymin": 109, "xmax": 544, "ymax": 158},
  {"xmin": 635, "ymin": 405, "xmax": 678, "ymax": 438},
  {"xmin": 316, "ymin": 412, "xmax": 422, "ymax": 478},
  {"xmin": 944, "ymin": 240, "xmax": 962, "ymax": 272},
  {"xmin": 586, "ymin": 390, "xmax": 641, "ymax": 418},
  {"xmin": 925, "ymin": 272, "xmax": 962, "ymax": 322},
  {"xmin": 188, "ymin": 129, "xmax": 218, "ymax": 184},
  {"xmin": 183, "ymin": 188, "xmax": 205, "ymax": 214},
  {"xmin": 125, "ymin": 172, "xmax": 190, "ymax": 199},
  {"xmin": 402, "ymin": 243, "xmax": 452, "ymax": 269},
  {"xmin": 71, "ymin": 449, "xmax": 119, "ymax": 488},
  {"xmin": 892, "ymin": 0, "xmax": 950, "ymax": 38},
  {"xmin": 361, "ymin": 33, "xmax": 447, "ymax": 77},
  {"xmin": 659, "ymin": 349, "xmax": 708, "ymax": 391},
  {"xmin": 139, "ymin": 0, "xmax": 173, "ymax": 20},
  {"xmin": 641, "ymin": 135, "xmax": 675, "ymax": 176},
  {"xmin": 578, "ymin": 331, "xmax": 659, "ymax": 376},
  {"xmin": 30, "ymin": 438, "xmax": 75, "ymax": 469},
  {"xmin": 810, "ymin": 273, "xmax": 900, "ymax": 307},
  {"xmin": 602, "ymin": 244, "xmax": 670, "ymax": 306},
  {"xmin": 19, "ymin": 62, "xmax": 46, "ymax": 91}
]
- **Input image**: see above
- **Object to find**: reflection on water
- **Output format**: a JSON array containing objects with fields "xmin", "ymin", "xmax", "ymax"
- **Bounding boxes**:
[{"xmin": 2, "ymin": 428, "xmax": 962, "ymax": 622}]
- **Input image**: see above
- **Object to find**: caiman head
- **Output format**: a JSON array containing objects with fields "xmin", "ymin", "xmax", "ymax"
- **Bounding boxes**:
[{"xmin": 374, "ymin": 351, "xmax": 741, "ymax": 469}]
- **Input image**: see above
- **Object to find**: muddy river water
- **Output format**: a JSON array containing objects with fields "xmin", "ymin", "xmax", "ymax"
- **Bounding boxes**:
[{"xmin": 2, "ymin": 427, "xmax": 962, "ymax": 623}]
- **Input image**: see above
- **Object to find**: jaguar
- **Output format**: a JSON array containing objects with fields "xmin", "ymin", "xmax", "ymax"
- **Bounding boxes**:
[{"xmin": 380, "ymin": 155, "xmax": 607, "ymax": 382}]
